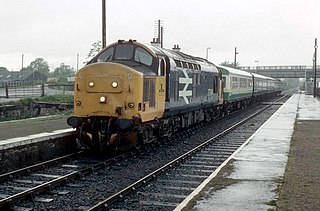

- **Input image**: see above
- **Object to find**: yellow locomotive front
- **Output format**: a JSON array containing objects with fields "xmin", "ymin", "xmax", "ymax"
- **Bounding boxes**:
[{"xmin": 67, "ymin": 40, "xmax": 166, "ymax": 150}]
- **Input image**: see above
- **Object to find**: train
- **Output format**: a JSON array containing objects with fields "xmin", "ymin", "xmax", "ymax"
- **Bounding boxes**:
[{"xmin": 67, "ymin": 40, "xmax": 282, "ymax": 150}]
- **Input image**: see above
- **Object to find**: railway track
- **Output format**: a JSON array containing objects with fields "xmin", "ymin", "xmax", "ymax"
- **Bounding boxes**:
[
  {"xmin": 0, "ymin": 94, "xmax": 290, "ymax": 210},
  {"xmin": 89, "ymin": 94, "xmax": 290, "ymax": 211},
  {"xmin": 0, "ymin": 150, "xmax": 136, "ymax": 210}
]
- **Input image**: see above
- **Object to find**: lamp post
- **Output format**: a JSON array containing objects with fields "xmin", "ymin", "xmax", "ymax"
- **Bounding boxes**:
[
  {"xmin": 206, "ymin": 47, "xmax": 211, "ymax": 60},
  {"xmin": 21, "ymin": 54, "xmax": 24, "ymax": 70},
  {"xmin": 314, "ymin": 38, "xmax": 317, "ymax": 98},
  {"xmin": 254, "ymin": 60, "xmax": 259, "ymax": 73},
  {"xmin": 234, "ymin": 47, "xmax": 239, "ymax": 68},
  {"xmin": 76, "ymin": 53, "xmax": 79, "ymax": 71},
  {"xmin": 102, "ymin": 0, "xmax": 107, "ymax": 48}
]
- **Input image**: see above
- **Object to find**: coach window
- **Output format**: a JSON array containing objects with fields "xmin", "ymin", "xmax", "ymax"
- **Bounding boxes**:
[
  {"xmin": 134, "ymin": 47, "xmax": 153, "ymax": 66},
  {"xmin": 97, "ymin": 47, "xmax": 114, "ymax": 62},
  {"xmin": 232, "ymin": 77, "xmax": 238, "ymax": 89},
  {"xmin": 115, "ymin": 44, "xmax": 134, "ymax": 60}
]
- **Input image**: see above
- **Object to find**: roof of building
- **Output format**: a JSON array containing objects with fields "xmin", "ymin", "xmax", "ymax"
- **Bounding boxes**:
[{"xmin": 0, "ymin": 71, "xmax": 48, "ymax": 82}]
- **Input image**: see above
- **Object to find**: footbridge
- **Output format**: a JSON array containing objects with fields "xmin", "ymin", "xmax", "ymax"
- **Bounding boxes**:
[{"xmin": 240, "ymin": 65, "xmax": 319, "ymax": 78}]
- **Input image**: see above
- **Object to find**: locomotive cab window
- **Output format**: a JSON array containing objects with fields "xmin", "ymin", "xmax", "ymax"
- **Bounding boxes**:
[
  {"xmin": 97, "ymin": 47, "xmax": 114, "ymax": 62},
  {"xmin": 115, "ymin": 44, "xmax": 134, "ymax": 60},
  {"xmin": 134, "ymin": 47, "xmax": 153, "ymax": 66}
]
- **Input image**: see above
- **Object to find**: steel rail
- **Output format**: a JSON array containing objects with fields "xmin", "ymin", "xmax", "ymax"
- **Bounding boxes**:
[
  {"xmin": 0, "ymin": 150, "xmax": 135, "ymax": 209},
  {"xmin": 87, "ymin": 94, "xmax": 289, "ymax": 211},
  {"xmin": 0, "ymin": 151, "xmax": 83, "ymax": 183}
]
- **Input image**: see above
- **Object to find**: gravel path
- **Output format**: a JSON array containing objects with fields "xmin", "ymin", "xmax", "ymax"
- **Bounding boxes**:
[{"xmin": 277, "ymin": 120, "xmax": 320, "ymax": 210}]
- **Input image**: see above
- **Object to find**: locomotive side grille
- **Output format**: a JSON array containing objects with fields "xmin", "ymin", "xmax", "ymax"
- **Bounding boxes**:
[{"xmin": 143, "ymin": 78, "xmax": 155, "ymax": 108}]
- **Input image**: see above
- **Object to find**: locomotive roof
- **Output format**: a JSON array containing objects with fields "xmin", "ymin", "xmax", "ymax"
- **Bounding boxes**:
[
  {"xmin": 144, "ymin": 43, "xmax": 213, "ymax": 64},
  {"xmin": 105, "ymin": 40, "xmax": 217, "ymax": 70},
  {"xmin": 143, "ymin": 42, "xmax": 219, "ymax": 72}
]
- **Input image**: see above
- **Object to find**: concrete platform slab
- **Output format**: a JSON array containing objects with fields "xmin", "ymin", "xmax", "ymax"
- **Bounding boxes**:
[
  {"xmin": 194, "ymin": 181, "xmax": 277, "ymax": 211},
  {"xmin": 175, "ymin": 93, "xmax": 308, "ymax": 211},
  {"xmin": 297, "ymin": 93, "xmax": 320, "ymax": 120}
]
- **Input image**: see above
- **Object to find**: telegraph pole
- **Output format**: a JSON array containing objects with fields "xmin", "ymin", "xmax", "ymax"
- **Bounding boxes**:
[
  {"xmin": 160, "ymin": 26, "xmax": 163, "ymax": 48},
  {"xmin": 102, "ymin": 0, "xmax": 107, "ymax": 48},
  {"xmin": 77, "ymin": 53, "xmax": 79, "ymax": 71},
  {"xmin": 206, "ymin": 47, "xmax": 211, "ymax": 60},
  {"xmin": 234, "ymin": 47, "xmax": 239, "ymax": 68},
  {"xmin": 152, "ymin": 20, "xmax": 163, "ymax": 48},
  {"xmin": 314, "ymin": 38, "xmax": 317, "ymax": 98},
  {"xmin": 21, "ymin": 54, "xmax": 24, "ymax": 70}
]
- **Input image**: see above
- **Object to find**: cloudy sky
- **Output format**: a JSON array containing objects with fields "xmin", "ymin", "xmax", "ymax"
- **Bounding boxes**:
[{"xmin": 1, "ymin": 0, "xmax": 319, "ymax": 72}]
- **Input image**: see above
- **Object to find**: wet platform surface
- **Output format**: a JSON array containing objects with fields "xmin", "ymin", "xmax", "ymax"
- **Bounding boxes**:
[{"xmin": 176, "ymin": 93, "xmax": 320, "ymax": 211}]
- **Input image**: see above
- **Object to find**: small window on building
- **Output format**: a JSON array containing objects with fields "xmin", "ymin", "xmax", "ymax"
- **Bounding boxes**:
[
  {"xmin": 188, "ymin": 63, "xmax": 193, "ymax": 69},
  {"xmin": 194, "ymin": 64, "xmax": 199, "ymax": 70}
]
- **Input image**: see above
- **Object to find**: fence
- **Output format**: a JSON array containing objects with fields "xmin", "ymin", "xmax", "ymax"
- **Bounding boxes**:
[{"xmin": 0, "ymin": 84, "xmax": 74, "ymax": 99}]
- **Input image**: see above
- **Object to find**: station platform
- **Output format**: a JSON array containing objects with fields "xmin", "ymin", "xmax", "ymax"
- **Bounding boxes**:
[
  {"xmin": 175, "ymin": 92, "xmax": 320, "ymax": 210},
  {"xmin": 0, "ymin": 115, "xmax": 70, "ymax": 141}
]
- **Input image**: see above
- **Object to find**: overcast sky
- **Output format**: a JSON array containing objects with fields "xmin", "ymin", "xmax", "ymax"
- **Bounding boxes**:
[{"xmin": 1, "ymin": 0, "xmax": 320, "ymax": 72}]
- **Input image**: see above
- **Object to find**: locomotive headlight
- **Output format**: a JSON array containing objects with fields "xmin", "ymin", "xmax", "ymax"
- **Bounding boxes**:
[
  {"xmin": 111, "ymin": 81, "xmax": 118, "ymax": 88},
  {"xmin": 100, "ymin": 96, "xmax": 106, "ymax": 103},
  {"xmin": 89, "ymin": 82, "xmax": 95, "ymax": 87}
]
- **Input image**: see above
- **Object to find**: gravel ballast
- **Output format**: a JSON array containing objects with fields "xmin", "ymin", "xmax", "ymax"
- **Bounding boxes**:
[{"xmin": 277, "ymin": 120, "xmax": 320, "ymax": 210}]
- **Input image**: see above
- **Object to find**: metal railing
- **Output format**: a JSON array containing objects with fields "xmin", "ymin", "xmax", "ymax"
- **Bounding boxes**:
[
  {"xmin": 240, "ymin": 65, "xmax": 314, "ymax": 71},
  {"xmin": 0, "ymin": 84, "xmax": 74, "ymax": 99}
]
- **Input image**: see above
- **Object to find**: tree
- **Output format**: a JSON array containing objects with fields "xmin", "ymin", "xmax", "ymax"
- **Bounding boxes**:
[
  {"xmin": 53, "ymin": 63, "xmax": 74, "ymax": 78},
  {"xmin": 220, "ymin": 61, "xmax": 240, "ymax": 69},
  {"xmin": 84, "ymin": 41, "xmax": 102, "ymax": 64},
  {"xmin": 28, "ymin": 58, "xmax": 50, "ymax": 74},
  {"xmin": 20, "ymin": 66, "xmax": 34, "ymax": 72}
]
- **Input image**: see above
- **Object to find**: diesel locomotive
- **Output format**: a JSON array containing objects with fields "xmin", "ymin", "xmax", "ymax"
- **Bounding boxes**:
[{"xmin": 67, "ymin": 40, "xmax": 282, "ymax": 150}]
